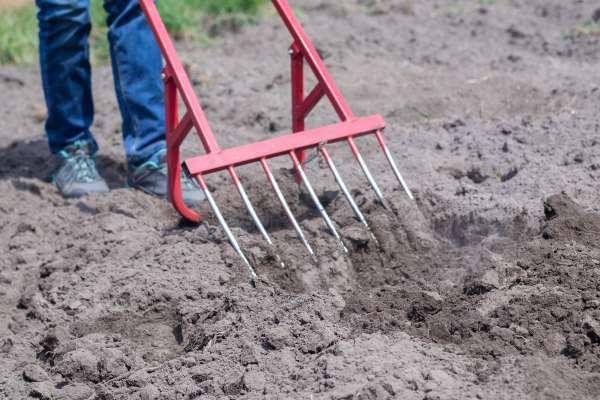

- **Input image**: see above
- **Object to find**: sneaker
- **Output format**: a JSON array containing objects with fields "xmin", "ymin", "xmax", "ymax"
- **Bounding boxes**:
[
  {"xmin": 127, "ymin": 152, "xmax": 206, "ymax": 207},
  {"xmin": 54, "ymin": 142, "xmax": 109, "ymax": 198}
]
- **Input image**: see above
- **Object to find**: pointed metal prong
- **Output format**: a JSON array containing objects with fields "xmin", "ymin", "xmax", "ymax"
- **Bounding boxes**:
[
  {"xmin": 375, "ymin": 130, "xmax": 414, "ymax": 200},
  {"xmin": 346, "ymin": 137, "xmax": 388, "ymax": 208},
  {"xmin": 289, "ymin": 151, "xmax": 349, "ymax": 254},
  {"xmin": 196, "ymin": 175, "xmax": 258, "ymax": 281},
  {"xmin": 228, "ymin": 167, "xmax": 285, "ymax": 268},
  {"xmin": 320, "ymin": 147, "xmax": 378, "ymax": 245},
  {"xmin": 260, "ymin": 158, "xmax": 317, "ymax": 262}
]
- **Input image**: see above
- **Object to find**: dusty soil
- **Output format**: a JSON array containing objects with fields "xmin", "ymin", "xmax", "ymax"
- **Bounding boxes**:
[{"xmin": 2, "ymin": 0, "xmax": 600, "ymax": 399}]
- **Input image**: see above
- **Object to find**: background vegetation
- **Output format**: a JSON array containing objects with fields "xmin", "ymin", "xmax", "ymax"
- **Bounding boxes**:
[{"xmin": 0, "ymin": 0, "xmax": 268, "ymax": 64}]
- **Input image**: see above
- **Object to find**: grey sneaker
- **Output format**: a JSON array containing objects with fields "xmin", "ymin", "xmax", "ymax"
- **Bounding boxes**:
[
  {"xmin": 128, "ymin": 152, "xmax": 206, "ymax": 207},
  {"xmin": 54, "ymin": 142, "xmax": 109, "ymax": 198}
]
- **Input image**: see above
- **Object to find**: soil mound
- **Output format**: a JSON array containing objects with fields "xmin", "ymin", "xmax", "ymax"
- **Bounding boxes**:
[{"xmin": 3, "ymin": 0, "xmax": 600, "ymax": 398}]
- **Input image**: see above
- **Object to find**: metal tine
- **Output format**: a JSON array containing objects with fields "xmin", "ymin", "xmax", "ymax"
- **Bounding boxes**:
[
  {"xmin": 346, "ymin": 137, "xmax": 388, "ymax": 209},
  {"xmin": 319, "ymin": 146, "xmax": 378, "ymax": 244},
  {"xmin": 227, "ymin": 167, "xmax": 286, "ymax": 268},
  {"xmin": 289, "ymin": 151, "xmax": 349, "ymax": 254},
  {"xmin": 196, "ymin": 174, "xmax": 258, "ymax": 282},
  {"xmin": 374, "ymin": 130, "xmax": 414, "ymax": 200},
  {"xmin": 259, "ymin": 158, "xmax": 318, "ymax": 263}
]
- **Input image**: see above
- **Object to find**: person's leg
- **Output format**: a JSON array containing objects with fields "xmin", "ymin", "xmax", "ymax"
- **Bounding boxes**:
[
  {"xmin": 37, "ymin": 0, "xmax": 108, "ymax": 197},
  {"xmin": 103, "ymin": 0, "xmax": 165, "ymax": 168},
  {"xmin": 103, "ymin": 0, "xmax": 204, "ymax": 206},
  {"xmin": 37, "ymin": 0, "xmax": 98, "ymax": 154}
]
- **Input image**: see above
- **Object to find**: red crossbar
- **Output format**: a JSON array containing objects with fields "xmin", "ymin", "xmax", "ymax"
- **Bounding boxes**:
[{"xmin": 184, "ymin": 115, "xmax": 385, "ymax": 176}]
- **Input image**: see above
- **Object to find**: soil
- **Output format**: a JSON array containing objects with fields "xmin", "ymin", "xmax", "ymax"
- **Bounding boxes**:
[{"xmin": 2, "ymin": 0, "xmax": 600, "ymax": 399}]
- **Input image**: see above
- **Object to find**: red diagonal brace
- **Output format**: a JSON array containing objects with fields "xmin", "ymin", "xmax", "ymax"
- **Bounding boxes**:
[
  {"xmin": 298, "ymin": 84, "xmax": 325, "ymax": 120},
  {"xmin": 170, "ymin": 112, "xmax": 193, "ymax": 148}
]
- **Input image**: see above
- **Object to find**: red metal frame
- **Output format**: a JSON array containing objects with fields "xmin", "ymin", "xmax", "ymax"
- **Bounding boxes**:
[{"xmin": 139, "ymin": 0, "xmax": 394, "ymax": 223}]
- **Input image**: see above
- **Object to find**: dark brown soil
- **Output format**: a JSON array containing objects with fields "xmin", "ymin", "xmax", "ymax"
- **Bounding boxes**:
[{"xmin": 2, "ymin": 1, "xmax": 600, "ymax": 399}]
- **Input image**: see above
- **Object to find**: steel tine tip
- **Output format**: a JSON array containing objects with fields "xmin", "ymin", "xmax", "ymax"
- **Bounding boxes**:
[
  {"xmin": 374, "ymin": 130, "xmax": 414, "ymax": 200},
  {"xmin": 346, "ymin": 137, "xmax": 389, "ymax": 209},
  {"xmin": 289, "ymin": 151, "xmax": 349, "ymax": 255},
  {"xmin": 260, "ymin": 158, "xmax": 318, "ymax": 263},
  {"xmin": 320, "ymin": 147, "xmax": 379, "ymax": 245},
  {"xmin": 196, "ymin": 175, "xmax": 258, "ymax": 282},
  {"xmin": 228, "ymin": 167, "xmax": 286, "ymax": 268}
]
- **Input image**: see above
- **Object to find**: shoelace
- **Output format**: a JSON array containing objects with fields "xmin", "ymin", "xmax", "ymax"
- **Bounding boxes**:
[
  {"xmin": 68, "ymin": 154, "xmax": 101, "ymax": 183},
  {"xmin": 59, "ymin": 145, "xmax": 101, "ymax": 184}
]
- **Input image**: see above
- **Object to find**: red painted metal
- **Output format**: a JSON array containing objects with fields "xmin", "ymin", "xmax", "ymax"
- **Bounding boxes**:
[
  {"xmin": 164, "ymin": 74, "xmax": 200, "ymax": 222},
  {"xmin": 272, "ymin": 1, "xmax": 354, "ymax": 121},
  {"xmin": 139, "ymin": 0, "xmax": 392, "ymax": 221},
  {"xmin": 291, "ymin": 44, "xmax": 306, "ymax": 169},
  {"xmin": 185, "ymin": 116, "xmax": 385, "ymax": 176}
]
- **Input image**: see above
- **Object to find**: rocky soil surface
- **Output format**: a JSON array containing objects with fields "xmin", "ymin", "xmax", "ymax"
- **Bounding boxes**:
[{"xmin": 2, "ymin": 0, "xmax": 600, "ymax": 399}]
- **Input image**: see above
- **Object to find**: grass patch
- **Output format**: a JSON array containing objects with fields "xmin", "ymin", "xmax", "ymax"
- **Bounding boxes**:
[
  {"xmin": 0, "ymin": 5, "xmax": 38, "ymax": 64},
  {"xmin": 564, "ymin": 20, "xmax": 600, "ymax": 39},
  {"xmin": 0, "ymin": 0, "xmax": 268, "ymax": 65}
]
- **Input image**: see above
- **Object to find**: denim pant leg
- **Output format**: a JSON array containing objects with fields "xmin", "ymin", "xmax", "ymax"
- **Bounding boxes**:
[
  {"xmin": 103, "ymin": 0, "xmax": 166, "ymax": 168},
  {"xmin": 37, "ymin": 0, "xmax": 98, "ymax": 155}
]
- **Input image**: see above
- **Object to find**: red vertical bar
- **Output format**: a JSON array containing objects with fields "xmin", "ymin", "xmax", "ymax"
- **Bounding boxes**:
[
  {"xmin": 165, "ymin": 74, "xmax": 179, "ymax": 148},
  {"xmin": 291, "ymin": 44, "xmax": 306, "ymax": 178},
  {"xmin": 272, "ymin": 0, "xmax": 355, "ymax": 121},
  {"xmin": 165, "ymin": 76, "xmax": 201, "ymax": 222}
]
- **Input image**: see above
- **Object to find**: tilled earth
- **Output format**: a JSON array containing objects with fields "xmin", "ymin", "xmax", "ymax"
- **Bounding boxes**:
[{"xmin": 2, "ymin": 0, "xmax": 600, "ymax": 399}]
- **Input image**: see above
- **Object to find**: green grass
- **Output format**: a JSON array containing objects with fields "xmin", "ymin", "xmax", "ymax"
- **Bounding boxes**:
[
  {"xmin": 0, "ymin": 5, "xmax": 38, "ymax": 64},
  {"xmin": 0, "ymin": 0, "xmax": 268, "ymax": 65},
  {"xmin": 564, "ymin": 19, "xmax": 600, "ymax": 39}
]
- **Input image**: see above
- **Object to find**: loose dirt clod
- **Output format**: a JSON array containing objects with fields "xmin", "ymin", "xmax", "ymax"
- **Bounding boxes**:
[{"xmin": 2, "ymin": 0, "xmax": 600, "ymax": 399}]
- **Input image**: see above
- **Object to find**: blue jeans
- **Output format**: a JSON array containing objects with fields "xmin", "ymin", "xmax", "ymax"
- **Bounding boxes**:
[{"xmin": 37, "ymin": 0, "xmax": 165, "ymax": 167}]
